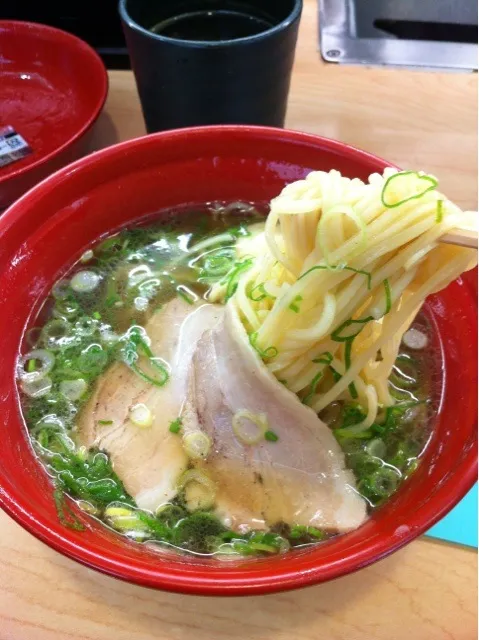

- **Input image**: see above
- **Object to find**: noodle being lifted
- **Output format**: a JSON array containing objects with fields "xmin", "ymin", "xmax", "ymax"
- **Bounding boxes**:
[
  {"xmin": 211, "ymin": 168, "xmax": 477, "ymax": 432},
  {"xmin": 17, "ymin": 169, "xmax": 477, "ymax": 557}
]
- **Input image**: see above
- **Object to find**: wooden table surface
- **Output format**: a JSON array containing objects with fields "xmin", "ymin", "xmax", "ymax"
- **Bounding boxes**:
[{"xmin": 1, "ymin": 2, "xmax": 477, "ymax": 639}]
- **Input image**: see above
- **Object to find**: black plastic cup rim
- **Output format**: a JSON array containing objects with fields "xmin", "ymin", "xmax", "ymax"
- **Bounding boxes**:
[{"xmin": 118, "ymin": 0, "xmax": 303, "ymax": 48}]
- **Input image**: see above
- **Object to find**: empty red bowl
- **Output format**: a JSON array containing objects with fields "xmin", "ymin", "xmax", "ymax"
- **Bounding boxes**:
[
  {"xmin": 0, "ymin": 21, "xmax": 108, "ymax": 209},
  {"xmin": 0, "ymin": 126, "xmax": 476, "ymax": 595}
]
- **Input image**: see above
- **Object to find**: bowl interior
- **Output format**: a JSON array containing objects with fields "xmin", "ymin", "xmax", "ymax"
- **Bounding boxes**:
[
  {"xmin": 0, "ymin": 127, "xmax": 476, "ymax": 595},
  {"xmin": 0, "ymin": 21, "xmax": 107, "ymax": 181}
]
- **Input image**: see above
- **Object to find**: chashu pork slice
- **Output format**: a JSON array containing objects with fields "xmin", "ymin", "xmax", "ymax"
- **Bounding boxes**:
[
  {"xmin": 182, "ymin": 302, "xmax": 367, "ymax": 532},
  {"xmin": 77, "ymin": 298, "xmax": 223, "ymax": 511}
]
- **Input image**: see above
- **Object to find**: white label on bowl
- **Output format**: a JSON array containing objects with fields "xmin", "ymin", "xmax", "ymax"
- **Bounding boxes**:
[{"xmin": 0, "ymin": 126, "xmax": 32, "ymax": 168}]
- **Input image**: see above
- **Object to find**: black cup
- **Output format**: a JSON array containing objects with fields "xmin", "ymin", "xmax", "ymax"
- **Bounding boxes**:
[{"xmin": 119, "ymin": 0, "xmax": 302, "ymax": 132}]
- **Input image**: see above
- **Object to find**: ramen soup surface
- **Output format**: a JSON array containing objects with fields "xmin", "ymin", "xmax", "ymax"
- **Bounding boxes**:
[{"xmin": 17, "ymin": 202, "xmax": 438, "ymax": 557}]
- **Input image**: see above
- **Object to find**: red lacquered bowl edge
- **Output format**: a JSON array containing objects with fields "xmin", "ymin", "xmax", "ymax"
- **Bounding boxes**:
[
  {"xmin": 0, "ymin": 20, "xmax": 108, "ymax": 208},
  {"xmin": 0, "ymin": 125, "xmax": 476, "ymax": 596}
]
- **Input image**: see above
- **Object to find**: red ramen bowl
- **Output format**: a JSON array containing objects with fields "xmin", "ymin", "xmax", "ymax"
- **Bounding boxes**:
[
  {"xmin": 0, "ymin": 127, "xmax": 476, "ymax": 595},
  {"xmin": 0, "ymin": 21, "xmax": 108, "ymax": 209}
]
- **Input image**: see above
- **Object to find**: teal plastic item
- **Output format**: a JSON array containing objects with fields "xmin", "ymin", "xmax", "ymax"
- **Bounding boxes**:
[{"xmin": 426, "ymin": 484, "xmax": 478, "ymax": 548}]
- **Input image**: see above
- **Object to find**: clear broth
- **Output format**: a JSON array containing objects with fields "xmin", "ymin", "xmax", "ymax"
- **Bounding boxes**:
[{"xmin": 18, "ymin": 203, "xmax": 437, "ymax": 557}]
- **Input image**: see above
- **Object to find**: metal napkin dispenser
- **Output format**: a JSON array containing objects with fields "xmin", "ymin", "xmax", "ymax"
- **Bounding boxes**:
[{"xmin": 319, "ymin": 0, "xmax": 478, "ymax": 71}]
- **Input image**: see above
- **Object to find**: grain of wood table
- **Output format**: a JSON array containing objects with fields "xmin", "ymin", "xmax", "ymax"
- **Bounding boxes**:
[{"xmin": 0, "ymin": 2, "xmax": 477, "ymax": 639}]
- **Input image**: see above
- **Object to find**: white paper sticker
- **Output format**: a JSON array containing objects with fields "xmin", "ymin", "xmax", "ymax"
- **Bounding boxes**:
[{"xmin": 0, "ymin": 126, "xmax": 32, "ymax": 168}]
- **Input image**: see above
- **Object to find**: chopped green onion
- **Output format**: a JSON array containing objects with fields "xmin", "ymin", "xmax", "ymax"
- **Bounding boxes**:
[
  {"xmin": 122, "ymin": 327, "xmax": 169, "ymax": 387},
  {"xmin": 288, "ymin": 295, "xmax": 303, "ymax": 313},
  {"xmin": 224, "ymin": 258, "xmax": 254, "ymax": 301},
  {"xmin": 105, "ymin": 294, "xmax": 120, "ymax": 307},
  {"xmin": 59, "ymin": 378, "xmax": 88, "ymax": 401},
  {"xmin": 383, "ymin": 278, "xmax": 392, "ymax": 315},
  {"xmin": 344, "ymin": 340, "xmax": 358, "ymax": 399},
  {"xmin": 368, "ymin": 467, "xmax": 400, "ymax": 497},
  {"xmin": 246, "ymin": 282, "xmax": 271, "ymax": 302},
  {"xmin": 365, "ymin": 438, "xmax": 387, "ymax": 458},
  {"xmin": 129, "ymin": 403, "xmax": 154, "ymax": 428},
  {"xmin": 177, "ymin": 470, "xmax": 216, "ymax": 511},
  {"xmin": 381, "ymin": 171, "xmax": 438, "ymax": 209},
  {"xmin": 70, "ymin": 270, "xmax": 101, "ymax": 293},
  {"xmin": 104, "ymin": 506, "xmax": 150, "ymax": 537},
  {"xmin": 17, "ymin": 349, "xmax": 55, "ymax": 383},
  {"xmin": 183, "ymin": 431, "xmax": 211, "ymax": 459},
  {"xmin": 52, "ymin": 280, "xmax": 71, "ymax": 300},
  {"xmin": 436, "ymin": 200, "xmax": 444, "ymax": 223},
  {"xmin": 331, "ymin": 316, "xmax": 373, "ymax": 342},
  {"xmin": 92, "ymin": 311, "xmax": 101, "ymax": 320},
  {"xmin": 41, "ymin": 319, "xmax": 71, "ymax": 349},
  {"xmin": 98, "ymin": 419, "xmax": 113, "ymax": 426},
  {"xmin": 199, "ymin": 249, "xmax": 236, "ymax": 279},
  {"xmin": 302, "ymin": 370, "xmax": 324, "ymax": 406},
  {"xmin": 264, "ymin": 430, "xmax": 279, "ymax": 442},
  {"xmin": 232, "ymin": 409, "xmax": 268, "ymax": 445},
  {"xmin": 77, "ymin": 345, "xmax": 108, "ymax": 377},
  {"xmin": 299, "ymin": 265, "xmax": 372, "ymax": 290},
  {"xmin": 131, "ymin": 360, "xmax": 169, "ymax": 387},
  {"xmin": 249, "ymin": 332, "xmax": 278, "ymax": 360},
  {"xmin": 21, "ymin": 375, "xmax": 53, "ymax": 398},
  {"xmin": 74, "ymin": 316, "xmax": 98, "ymax": 337},
  {"xmin": 52, "ymin": 297, "xmax": 80, "ymax": 320},
  {"xmin": 176, "ymin": 285, "xmax": 196, "ymax": 305},
  {"xmin": 169, "ymin": 418, "xmax": 182, "ymax": 434},
  {"xmin": 330, "ymin": 366, "xmax": 342, "ymax": 382},
  {"xmin": 290, "ymin": 525, "xmax": 326, "ymax": 540},
  {"xmin": 336, "ymin": 428, "xmax": 373, "ymax": 441},
  {"xmin": 312, "ymin": 351, "xmax": 333, "ymax": 365},
  {"xmin": 230, "ymin": 223, "xmax": 251, "ymax": 238},
  {"xmin": 53, "ymin": 489, "xmax": 85, "ymax": 531}
]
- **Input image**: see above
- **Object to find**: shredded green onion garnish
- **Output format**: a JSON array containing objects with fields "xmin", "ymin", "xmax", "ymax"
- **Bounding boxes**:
[
  {"xmin": 312, "ymin": 351, "xmax": 333, "ymax": 365},
  {"xmin": 224, "ymin": 258, "xmax": 254, "ymax": 301},
  {"xmin": 381, "ymin": 171, "xmax": 438, "ymax": 209},
  {"xmin": 199, "ymin": 250, "xmax": 236, "ymax": 279},
  {"xmin": 344, "ymin": 340, "xmax": 358, "ymax": 399},
  {"xmin": 436, "ymin": 199, "xmax": 444, "ymax": 223},
  {"xmin": 92, "ymin": 311, "xmax": 101, "ymax": 320},
  {"xmin": 54, "ymin": 488, "xmax": 85, "ymax": 531},
  {"xmin": 122, "ymin": 327, "xmax": 169, "ymax": 387},
  {"xmin": 176, "ymin": 286, "xmax": 195, "ymax": 305},
  {"xmin": 303, "ymin": 371, "xmax": 324, "ymax": 406},
  {"xmin": 169, "ymin": 418, "xmax": 182, "ymax": 434},
  {"xmin": 383, "ymin": 279, "xmax": 392, "ymax": 315},
  {"xmin": 264, "ymin": 430, "xmax": 279, "ymax": 442},
  {"xmin": 299, "ymin": 265, "xmax": 372, "ymax": 290},
  {"xmin": 27, "ymin": 359, "xmax": 37, "ymax": 373},
  {"xmin": 246, "ymin": 282, "xmax": 271, "ymax": 302},
  {"xmin": 330, "ymin": 366, "xmax": 342, "ymax": 382},
  {"xmin": 331, "ymin": 316, "xmax": 373, "ymax": 342},
  {"xmin": 249, "ymin": 332, "xmax": 278, "ymax": 360},
  {"xmin": 229, "ymin": 224, "xmax": 251, "ymax": 238},
  {"xmin": 98, "ymin": 419, "xmax": 113, "ymax": 425},
  {"xmin": 289, "ymin": 295, "xmax": 303, "ymax": 313}
]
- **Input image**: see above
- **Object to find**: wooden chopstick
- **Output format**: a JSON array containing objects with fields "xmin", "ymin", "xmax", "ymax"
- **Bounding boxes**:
[{"xmin": 439, "ymin": 227, "xmax": 478, "ymax": 249}]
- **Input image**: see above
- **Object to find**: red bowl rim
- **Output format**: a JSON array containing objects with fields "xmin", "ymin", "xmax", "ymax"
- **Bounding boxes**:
[
  {"xmin": 0, "ymin": 125, "xmax": 476, "ymax": 596},
  {"xmin": 0, "ymin": 20, "xmax": 108, "ymax": 187}
]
